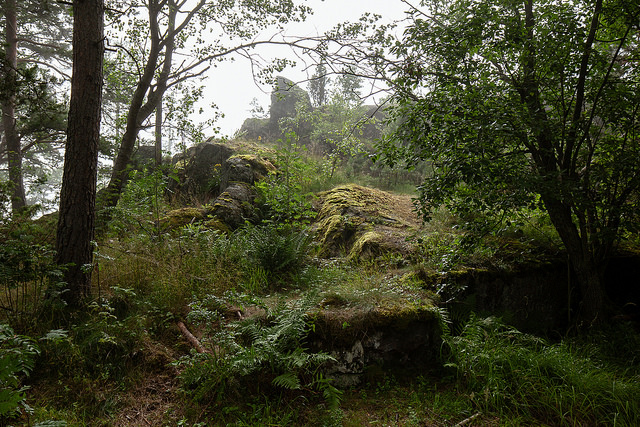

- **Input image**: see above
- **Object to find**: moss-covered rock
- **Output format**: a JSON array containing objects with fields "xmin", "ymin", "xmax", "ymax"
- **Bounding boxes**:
[
  {"xmin": 220, "ymin": 154, "xmax": 276, "ymax": 189},
  {"xmin": 159, "ymin": 207, "xmax": 205, "ymax": 230},
  {"xmin": 313, "ymin": 184, "xmax": 420, "ymax": 260},
  {"xmin": 204, "ymin": 182, "xmax": 258, "ymax": 230},
  {"xmin": 310, "ymin": 292, "xmax": 441, "ymax": 387}
]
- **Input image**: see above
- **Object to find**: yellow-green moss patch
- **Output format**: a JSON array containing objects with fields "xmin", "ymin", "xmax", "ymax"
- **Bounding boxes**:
[{"xmin": 160, "ymin": 207, "xmax": 205, "ymax": 229}]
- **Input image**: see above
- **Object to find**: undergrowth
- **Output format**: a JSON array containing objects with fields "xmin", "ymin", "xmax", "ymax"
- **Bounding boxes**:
[{"xmin": 443, "ymin": 315, "xmax": 640, "ymax": 426}]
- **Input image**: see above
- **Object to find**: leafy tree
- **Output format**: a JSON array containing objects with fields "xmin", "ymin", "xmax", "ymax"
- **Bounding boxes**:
[
  {"xmin": 55, "ymin": 0, "xmax": 104, "ymax": 308},
  {"xmin": 98, "ymin": 0, "xmax": 311, "ymax": 220},
  {"xmin": 377, "ymin": 0, "xmax": 640, "ymax": 323}
]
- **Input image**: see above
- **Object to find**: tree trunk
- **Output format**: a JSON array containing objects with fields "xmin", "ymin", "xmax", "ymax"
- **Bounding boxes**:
[
  {"xmin": 55, "ymin": 0, "xmax": 104, "ymax": 308},
  {"xmin": 2, "ymin": 0, "xmax": 26, "ymax": 213},
  {"xmin": 543, "ymin": 195, "xmax": 607, "ymax": 325},
  {"xmin": 155, "ymin": 97, "xmax": 162, "ymax": 166},
  {"xmin": 97, "ymin": 0, "xmax": 176, "ymax": 222}
]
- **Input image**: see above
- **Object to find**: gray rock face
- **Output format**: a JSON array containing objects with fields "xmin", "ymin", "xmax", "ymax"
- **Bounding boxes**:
[
  {"xmin": 170, "ymin": 141, "xmax": 234, "ymax": 199},
  {"xmin": 269, "ymin": 76, "xmax": 312, "ymax": 140},
  {"xmin": 220, "ymin": 155, "xmax": 276, "ymax": 189},
  {"xmin": 269, "ymin": 77, "xmax": 311, "ymax": 127},
  {"xmin": 131, "ymin": 145, "xmax": 157, "ymax": 170},
  {"xmin": 312, "ymin": 317, "xmax": 441, "ymax": 388},
  {"xmin": 205, "ymin": 183, "xmax": 258, "ymax": 229}
]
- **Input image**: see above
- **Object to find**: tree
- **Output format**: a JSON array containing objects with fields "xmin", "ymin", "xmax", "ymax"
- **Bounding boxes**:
[
  {"xmin": 97, "ymin": 0, "xmax": 311, "ymax": 220},
  {"xmin": 308, "ymin": 61, "xmax": 329, "ymax": 107},
  {"xmin": 377, "ymin": 0, "xmax": 640, "ymax": 324},
  {"xmin": 1, "ymin": 0, "xmax": 24, "ymax": 212},
  {"xmin": 1, "ymin": 0, "xmax": 71, "ymax": 214},
  {"xmin": 55, "ymin": 0, "xmax": 104, "ymax": 307}
]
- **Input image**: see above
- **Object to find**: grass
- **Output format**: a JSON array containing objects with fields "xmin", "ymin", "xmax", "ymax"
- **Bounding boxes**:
[{"xmin": 2, "ymin": 177, "xmax": 639, "ymax": 426}]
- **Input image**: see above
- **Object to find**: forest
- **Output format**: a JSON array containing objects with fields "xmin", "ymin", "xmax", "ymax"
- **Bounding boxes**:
[{"xmin": 1, "ymin": 0, "xmax": 640, "ymax": 425}]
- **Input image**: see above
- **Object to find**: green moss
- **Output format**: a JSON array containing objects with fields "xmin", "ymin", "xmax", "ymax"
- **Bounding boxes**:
[
  {"xmin": 203, "ymin": 218, "xmax": 231, "ymax": 234},
  {"xmin": 312, "ymin": 296, "xmax": 438, "ymax": 344},
  {"xmin": 160, "ymin": 207, "xmax": 205, "ymax": 229},
  {"xmin": 314, "ymin": 185, "xmax": 418, "ymax": 259},
  {"xmin": 229, "ymin": 154, "xmax": 276, "ymax": 179},
  {"xmin": 348, "ymin": 231, "xmax": 384, "ymax": 261}
]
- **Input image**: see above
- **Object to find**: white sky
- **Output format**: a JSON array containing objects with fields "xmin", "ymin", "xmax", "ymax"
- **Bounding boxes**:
[{"xmin": 199, "ymin": 0, "xmax": 408, "ymax": 136}]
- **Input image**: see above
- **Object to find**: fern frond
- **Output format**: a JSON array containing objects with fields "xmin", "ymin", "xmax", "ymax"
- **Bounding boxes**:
[{"xmin": 272, "ymin": 371, "xmax": 301, "ymax": 390}]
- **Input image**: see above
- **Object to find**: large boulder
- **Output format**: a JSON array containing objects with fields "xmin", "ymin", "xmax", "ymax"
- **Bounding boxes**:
[
  {"xmin": 312, "ymin": 184, "xmax": 420, "ymax": 260},
  {"xmin": 239, "ymin": 117, "xmax": 270, "ymax": 141},
  {"xmin": 220, "ymin": 154, "xmax": 276, "ymax": 189},
  {"xmin": 204, "ymin": 182, "xmax": 259, "ymax": 230},
  {"xmin": 269, "ymin": 76, "xmax": 312, "ymax": 139},
  {"xmin": 170, "ymin": 141, "xmax": 235, "ymax": 200},
  {"xmin": 131, "ymin": 145, "xmax": 158, "ymax": 170}
]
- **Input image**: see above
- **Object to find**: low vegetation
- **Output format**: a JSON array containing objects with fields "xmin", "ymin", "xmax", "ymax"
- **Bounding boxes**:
[{"xmin": 1, "ymin": 142, "xmax": 639, "ymax": 427}]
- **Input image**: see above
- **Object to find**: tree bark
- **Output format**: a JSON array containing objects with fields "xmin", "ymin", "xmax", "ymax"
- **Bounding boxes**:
[
  {"xmin": 55, "ymin": 0, "xmax": 104, "ymax": 308},
  {"xmin": 155, "ymin": 97, "xmax": 162, "ymax": 166},
  {"xmin": 2, "ymin": 0, "xmax": 26, "ymax": 213},
  {"xmin": 543, "ymin": 195, "xmax": 607, "ymax": 324}
]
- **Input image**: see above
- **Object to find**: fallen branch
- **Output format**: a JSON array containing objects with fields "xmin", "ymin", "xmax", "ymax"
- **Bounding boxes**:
[
  {"xmin": 454, "ymin": 412, "xmax": 481, "ymax": 426},
  {"xmin": 177, "ymin": 321, "xmax": 207, "ymax": 354}
]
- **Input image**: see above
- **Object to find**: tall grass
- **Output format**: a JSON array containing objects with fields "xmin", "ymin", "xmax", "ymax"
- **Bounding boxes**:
[{"xmin": 443, "ymin": 315, "xmax": 640, "ymax": 426}]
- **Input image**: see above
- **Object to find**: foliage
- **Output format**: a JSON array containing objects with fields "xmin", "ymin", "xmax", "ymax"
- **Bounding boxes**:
[
  {"xmin": 238, "ymin": 223, "xmax": 312, "ymax": 285},
  {"xmin": 39, "ymin": 289, "xmax": 147, "ymax": 381},
  {"xmin": 255, "ymin": 133, "xmax": 317, "ymax": 226},
  {"xmin": 444, "ymin": 315, "xmax": 640, "ymax": 425},
  {"xmin": 0, "ymin": 324, "xmax": 39, "ymax": 420},
  {"xmin": 177, "ymin": 293, "xmax": 341, "ymax": 409},
  {"xmin": 0, "ymin": 210, "xmax": 63, "ymax": 332},
  {"xmin": 377, "ymin": 0, "xmax": 640, "ymax": 321},
  {"xmin": 105, "ymin": 167, "xmax": 174, "ymax": 237}
]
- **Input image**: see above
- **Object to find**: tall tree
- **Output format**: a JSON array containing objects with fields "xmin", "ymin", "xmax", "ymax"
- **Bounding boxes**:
[
  {"xmin": 1, "ymin": 0, "xmax": 71, "ymax": 213},
  {"xmin": 377, "ymin": 0, "xmax": 640, "ymax": 324},
  {"xmin": 55, "ymin": 0, "xmax": 104, "ymax": 307},
  {"xmin": 98, "ymin": 0, "xmax": 311, "ymax": 219},
  {"xmin": 1, "ymin": 0, "xmax": 25, "ymax": 212},
  {"xmin": 309, "ymin": 62, "xmax": 329, "ymax": 108}
]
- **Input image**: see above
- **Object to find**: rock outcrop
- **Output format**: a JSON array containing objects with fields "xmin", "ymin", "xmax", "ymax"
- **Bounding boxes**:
[
  {"xmin": 313, "ymin": 184, "xmax": 420, "ymax": 261},
  {"xmin": 170, "ymin": 141, "xmax": 235, "ymax": 199}
]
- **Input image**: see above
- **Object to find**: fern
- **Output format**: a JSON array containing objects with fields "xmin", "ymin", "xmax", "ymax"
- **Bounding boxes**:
[
  {"xmin": 0, "ymin": 324, "xmax": 40, "ymax": 420},
  {"xmin": 178, "ymin": 292, "xmax": 340, "ymax": 407},
  {"xmin": 272, "ymin": 371, "xmax": 301, "ymax": 390}
]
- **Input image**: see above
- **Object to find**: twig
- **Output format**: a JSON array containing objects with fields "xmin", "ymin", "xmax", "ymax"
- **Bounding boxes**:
[{"xmin": 454, "ymin": 412, "xmax": 481, "ymax": 426}]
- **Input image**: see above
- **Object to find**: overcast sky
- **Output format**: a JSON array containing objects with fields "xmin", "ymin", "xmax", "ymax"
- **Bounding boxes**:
[{"xmin": 199, "ymin": 0, "xmax": 408, "ymax": 136}]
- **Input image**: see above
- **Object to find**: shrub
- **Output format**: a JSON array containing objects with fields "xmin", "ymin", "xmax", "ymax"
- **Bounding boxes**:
[
  {"xmin": 0, "ymin": 324, "xmax": 39, "ymax": 420},
  {"xmin": 177, "ymin": 293, "xmax": 341, "ymax": 409},
  {"xmin": 239, "ymin": 223, "xmax": 312, "ymax": 285},
  {"xmin": 0, "ymin": 216, "xmax": 62, "ymax": 333}
]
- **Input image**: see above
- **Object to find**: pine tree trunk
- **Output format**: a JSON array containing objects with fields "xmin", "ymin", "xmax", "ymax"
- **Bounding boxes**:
[
  {"xmin": 2, "ymin": 0, "xmax": 26, "ymax": 213},
  {"xmin": 55, "ymin": 0, "xmax": 104, "ymax": 308}
]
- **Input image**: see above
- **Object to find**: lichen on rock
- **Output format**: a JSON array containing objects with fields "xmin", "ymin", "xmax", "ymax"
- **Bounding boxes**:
[
  {"xmin": 313, "ymin": 184, "xmax": 420, "ymax": 260},
  {"xmin": 159, "ymin": 207, "xmax": 205, "ymax": 230}
]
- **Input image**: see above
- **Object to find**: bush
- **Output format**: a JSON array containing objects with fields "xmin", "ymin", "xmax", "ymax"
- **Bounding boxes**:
[
  {"xmin": 0, "ymin": 216, "xmax": 62, "ymax": 333},
  {"xmin": 0, "ymin": 324, "xmax": 39, "ymax": 420},
  {"xmin": 239, "ymin": 223, "xmax": 312, "ymax": 286},
  {"xmin": 177, "ymin": 293, "xmax": 341, "ymax": 409}
]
